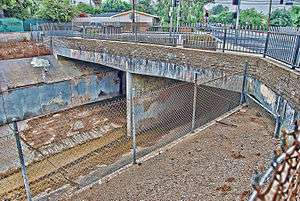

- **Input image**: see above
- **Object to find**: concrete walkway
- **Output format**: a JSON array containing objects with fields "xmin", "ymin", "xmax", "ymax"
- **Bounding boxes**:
[{"xmin": 67, "ymin": 105, "xmax": 276, "ymax": 201}]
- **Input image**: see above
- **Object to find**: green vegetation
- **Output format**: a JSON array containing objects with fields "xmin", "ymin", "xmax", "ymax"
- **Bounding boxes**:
[
  {"xmin": 291, "ymin": 6, "xmax": 300, "ymax": 27},
  {"xmin": 0, "ymin": 0, "xmax": 299, "ymax": 27},
  {"xmin": 136, "ymin": 0, "xmax": 155, "ymax": 14},
  {"xmin": 99, "ymin": 0, "xmax": 131, "ymax": 13},
  {"xmin": 270, "ymin": 9, "xmax": 293, "ymax": 27},
  {"xmin": 239, "ymin": 8, "xmax": 266, "ymax": 27},
  {"xmin": 209, "ymin": 4, "xmax": 300, "ymax": 28},
  {"xmin": 35, "ymin": 0, "xmax": 78, "ymax": 22},
  {"xmin": 209, "ymin": 7, "xmax": 234, "ymax": 25},
  {"xmin": 76, "ymin": 3, "xmax": 100, "ymax": 15}
]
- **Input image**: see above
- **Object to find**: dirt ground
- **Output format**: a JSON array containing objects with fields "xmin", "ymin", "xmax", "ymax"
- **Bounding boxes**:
[
  {"xmin": 0, "ymin": 41, "xmax": 50, "ymax": 60},
  {"xmin": 66, "ymin": 104, "xmax": 276, "ymax": 201}
]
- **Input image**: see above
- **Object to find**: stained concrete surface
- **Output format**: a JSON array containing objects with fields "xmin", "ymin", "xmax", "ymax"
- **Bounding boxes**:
[{"xmin": 67, "ymin": 104, "xmax": 276, "ymax": 201}]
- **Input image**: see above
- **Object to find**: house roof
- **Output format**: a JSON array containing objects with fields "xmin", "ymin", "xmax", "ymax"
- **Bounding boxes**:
[
  {"xmin": 111, "ymin": 11, "xmax": 160, "ymax": 19},
  {"xmin": 92, "ymin": 12, "xmax": 120, "ymax": 17}
]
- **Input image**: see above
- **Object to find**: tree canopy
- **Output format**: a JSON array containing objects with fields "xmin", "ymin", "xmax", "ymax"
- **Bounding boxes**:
[
  {"xmin": 136, "ymin": 0, "xmax": 155, "ymax": 14},
  {"xmin": 76, "ymin": 3, "xmax": 100, "ymax": 15},
  {"xmin": 35, "ymin": 0, "xmax": 78, "ymax": 22},
  {"xmin": 239, "ymin": 8, "xmax": 266, "ymax": 28},
  {"xmin": 291, "ymin": 6, "xmax": 300, "ymax": 27},
  {"xmin": 4, "ymin": 0, "xmax": 36, "ymax": 19},
  {"xmin": 270, "ymin": 9, "xmax": 293, "ymax": 27},
  {"xmin": 100, "ymin": 0, "xmax": 131, "ymax": 13}
]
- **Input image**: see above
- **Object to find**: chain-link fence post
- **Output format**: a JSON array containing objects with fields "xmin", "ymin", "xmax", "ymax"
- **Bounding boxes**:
[
  {"xmin": 292, "ymin": 35, "xmax": 300, "ymax": 69},
  {"xmin": 240, "ymin": 63, "xmax": 249, "ymax": 105},
  {"xmin": 12, "ymin": 120, "xmax": 32, "ymax": 201},
  {"xmin": 191, "ymin": 73, "xmax": 198, "ymax": 132},
  {"xmin": 222, "ymin": 28, "xmax": 227, "ymax": 52},
  {"xmin": 274, "ymin": 96, "xmax": 282, "ymax": 138},
  {"xmin": 131, "ymin": 87, "xmax": 137, "ymax": 164},
  {"xmin": 126, "ymin": 71, "xmax": 137, "ymax": 164},
  {"xmin": 263, "ymin": 31, "xmax": 270, "ymax": 58}
]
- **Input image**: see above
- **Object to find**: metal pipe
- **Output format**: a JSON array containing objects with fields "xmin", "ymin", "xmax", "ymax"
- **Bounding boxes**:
[
  {"xmin": 191, "ymin": 73, "xmax": 198, "ymax": 131},
  {"xmin": 132, "ymin": 0, "xmax": 137, "ymax": 40},
  {"xmin": 169, "ymin": 0, "xmax": 174, "ymax": 37},
  {"xmin": 235, "ymin": 0, "xmax": 241, "ymax": 30},
  {"xmin": 245, "ymin": 94, "xmax": 276, "ymax": 117},
  {"xmin": 131, "ymin": 87, "xmax": 137, "ymax": 164},
  {"xmin": 267, "ymin": 0, "xmax": 273, "ymax": 31},
  {"xmin": 274, "ymin": 96, "xmax": 282, "ymax": 138},
  {"xmin": 13, "ymin": 120, "xmax": 32, "ymax": 201},
  {"xmin": 240, "ymin": 63, "xmax": 248, "ymax": 104}
]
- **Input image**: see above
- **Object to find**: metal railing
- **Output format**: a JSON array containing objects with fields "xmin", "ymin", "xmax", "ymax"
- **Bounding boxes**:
[{"xmin": 37, "ymin": 23, "xmax": 300, "ymax": 70}]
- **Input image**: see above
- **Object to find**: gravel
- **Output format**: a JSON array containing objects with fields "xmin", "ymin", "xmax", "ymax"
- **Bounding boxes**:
[{"xmin": 67, "ymin": 104, "xmax": 276, "ymax": 201}]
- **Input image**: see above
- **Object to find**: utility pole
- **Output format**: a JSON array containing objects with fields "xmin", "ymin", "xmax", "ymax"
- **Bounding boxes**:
[
  {"xmin": 132, "ymin": 0, "xmax": 137, "ymax": 39},
  {"xmin": 235, "ymin": 0, "xmax": 241, "ymax": 29},
  {"xmin": 176, "ymin": 0, "xmax": 181, "ymax": 33},
  {"xmin": 267, "ymin": 0, "xmax": 273, "ymax": 30},
  {"xmin": 169, "ymin": 0, "xmax": 174, "ymax": 36}
]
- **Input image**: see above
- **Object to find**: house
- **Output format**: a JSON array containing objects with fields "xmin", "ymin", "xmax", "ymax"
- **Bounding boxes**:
[
  {"xmin": 205, "ymin": 0, "xmax": 300, "ymax": 14},
  {"xmin": 71, "ymin": 0, "xmax": 96, "ymax": 7},
  {"xmin": 74, "ymin": 11, "xmax": 160, "ymax": 25},
  {"xmin": 73, "ymin": 10, "xmax": 160, "ymax": 32}
]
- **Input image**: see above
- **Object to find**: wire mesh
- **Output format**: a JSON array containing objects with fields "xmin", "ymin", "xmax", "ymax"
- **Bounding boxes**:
[
  {"xmin": 133, "ymin": 82, "xmax": 194, "ymax": 160},
  {"xmin": 0, "ymin": 97, "xmax": 129, "ymax": 200},
  {"xmin": 250, "ymin": 123, "xmax": 300, "ymax": 201},
  {"xmin": 194, "ymin": 84, "xmax": 241, "ymax": 129},
  {"xmin": 132, "ymin": 78, "xmax": 242, "ymax": 163}
]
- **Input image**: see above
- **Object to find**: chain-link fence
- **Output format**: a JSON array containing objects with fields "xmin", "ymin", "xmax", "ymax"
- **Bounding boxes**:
[
  {"xmin": 0, "ymin": 69, "xmax": 245, "ymax": 200},
  {"xmin": 131, "ymin": 73, "xmax": 244, "ymax": 165},
  {"xmin": 249, "ymin": 121, "xmax": 300, "ymax": 201},
  {"xmin": 0, "ymin": 97, "xmax": 129, "ymax": 201}
]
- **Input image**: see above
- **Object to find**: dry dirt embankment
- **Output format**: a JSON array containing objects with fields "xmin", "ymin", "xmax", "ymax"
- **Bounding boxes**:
[{"xmin": 0, "ymin": 41, "xmax": 50, "ymax": 60}]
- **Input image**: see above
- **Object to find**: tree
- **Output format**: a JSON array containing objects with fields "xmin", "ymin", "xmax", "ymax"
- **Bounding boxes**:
[
  {"xmin": 270, "ymin": 9, "xmax": 293, "ymax": 27},
  {"xmin": 210, "ymin": 10, "xmax": 234, "ymax": 25},
  {"xmin": 154, "ymin": 0, "xmax": 213, "ymax": 25},
  {"xmin": 239, "ymin": 8, "xmax": 266, "ymax": 28},
  {"xmin": 211, "ymin": 4, "xmax": 227, "ymax": 15},
  {"xmin": 154, "ymin": 0, "xmax": 170, "ymax": 26},
  {"xmin": 100, "ymin": 0, "xmax": 131, "ymax": 13},
  {"xmin": 76, "ymin": 3, "xmax": 99, "ymax": 15},
  {"xmin": 36, "ymin": 0, "xmax": 78, "ymax": 22},
  {"xmin": 136, "ymin": 0, "xmax": 155, "ymax": 14},
  {"xmin": 291, "ymin": 6, "xmax": 300, "ymax": 27},
  {"xmin": 5, "ymin": 0, "xmax": 36, "ymax": 19},
  {"xmin": 0, "ymin": 0, "xmax": 16, "ymax": 17}
]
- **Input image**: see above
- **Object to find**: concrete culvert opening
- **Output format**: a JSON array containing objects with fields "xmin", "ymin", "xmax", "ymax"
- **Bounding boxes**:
[{"xmin": 0, "ymin": 54, "xmax": 244, "ymax": 200}]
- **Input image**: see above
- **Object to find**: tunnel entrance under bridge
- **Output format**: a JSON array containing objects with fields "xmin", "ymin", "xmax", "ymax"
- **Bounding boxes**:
[{"xmin": 0, "ymin": 56, "xmax": 242, "ymax": 201}]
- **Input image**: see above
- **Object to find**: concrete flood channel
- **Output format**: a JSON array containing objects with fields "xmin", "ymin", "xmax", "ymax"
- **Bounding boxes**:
[{"xmin": 0, "ymin": 53, "xmax": 243, "ymax": 200}]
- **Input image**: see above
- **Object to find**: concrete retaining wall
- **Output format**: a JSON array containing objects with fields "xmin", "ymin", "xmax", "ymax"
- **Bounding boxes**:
[
  {"xmin": 0, "ymin": 72, "xmax": 121, "ymax": 125},
  {"xmin": 52, "ymin": 37, "xmax": 300, "ymax": 133}
]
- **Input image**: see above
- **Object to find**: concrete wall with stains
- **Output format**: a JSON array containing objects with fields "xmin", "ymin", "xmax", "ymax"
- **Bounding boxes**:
[
  {"xmin": 247, "ymin": 77, "xmax": 299, "ymax": 133},
  {"xmin": 0, "ymin": 73, "xmax": 121, "ymax": 125},
  {"xmin": 0, "ymin": 56, "xmax": 123, "ymax": 125},
  {"xmin": 51, "ymin": 37, "xmax": 300, "ymax": 133}
]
